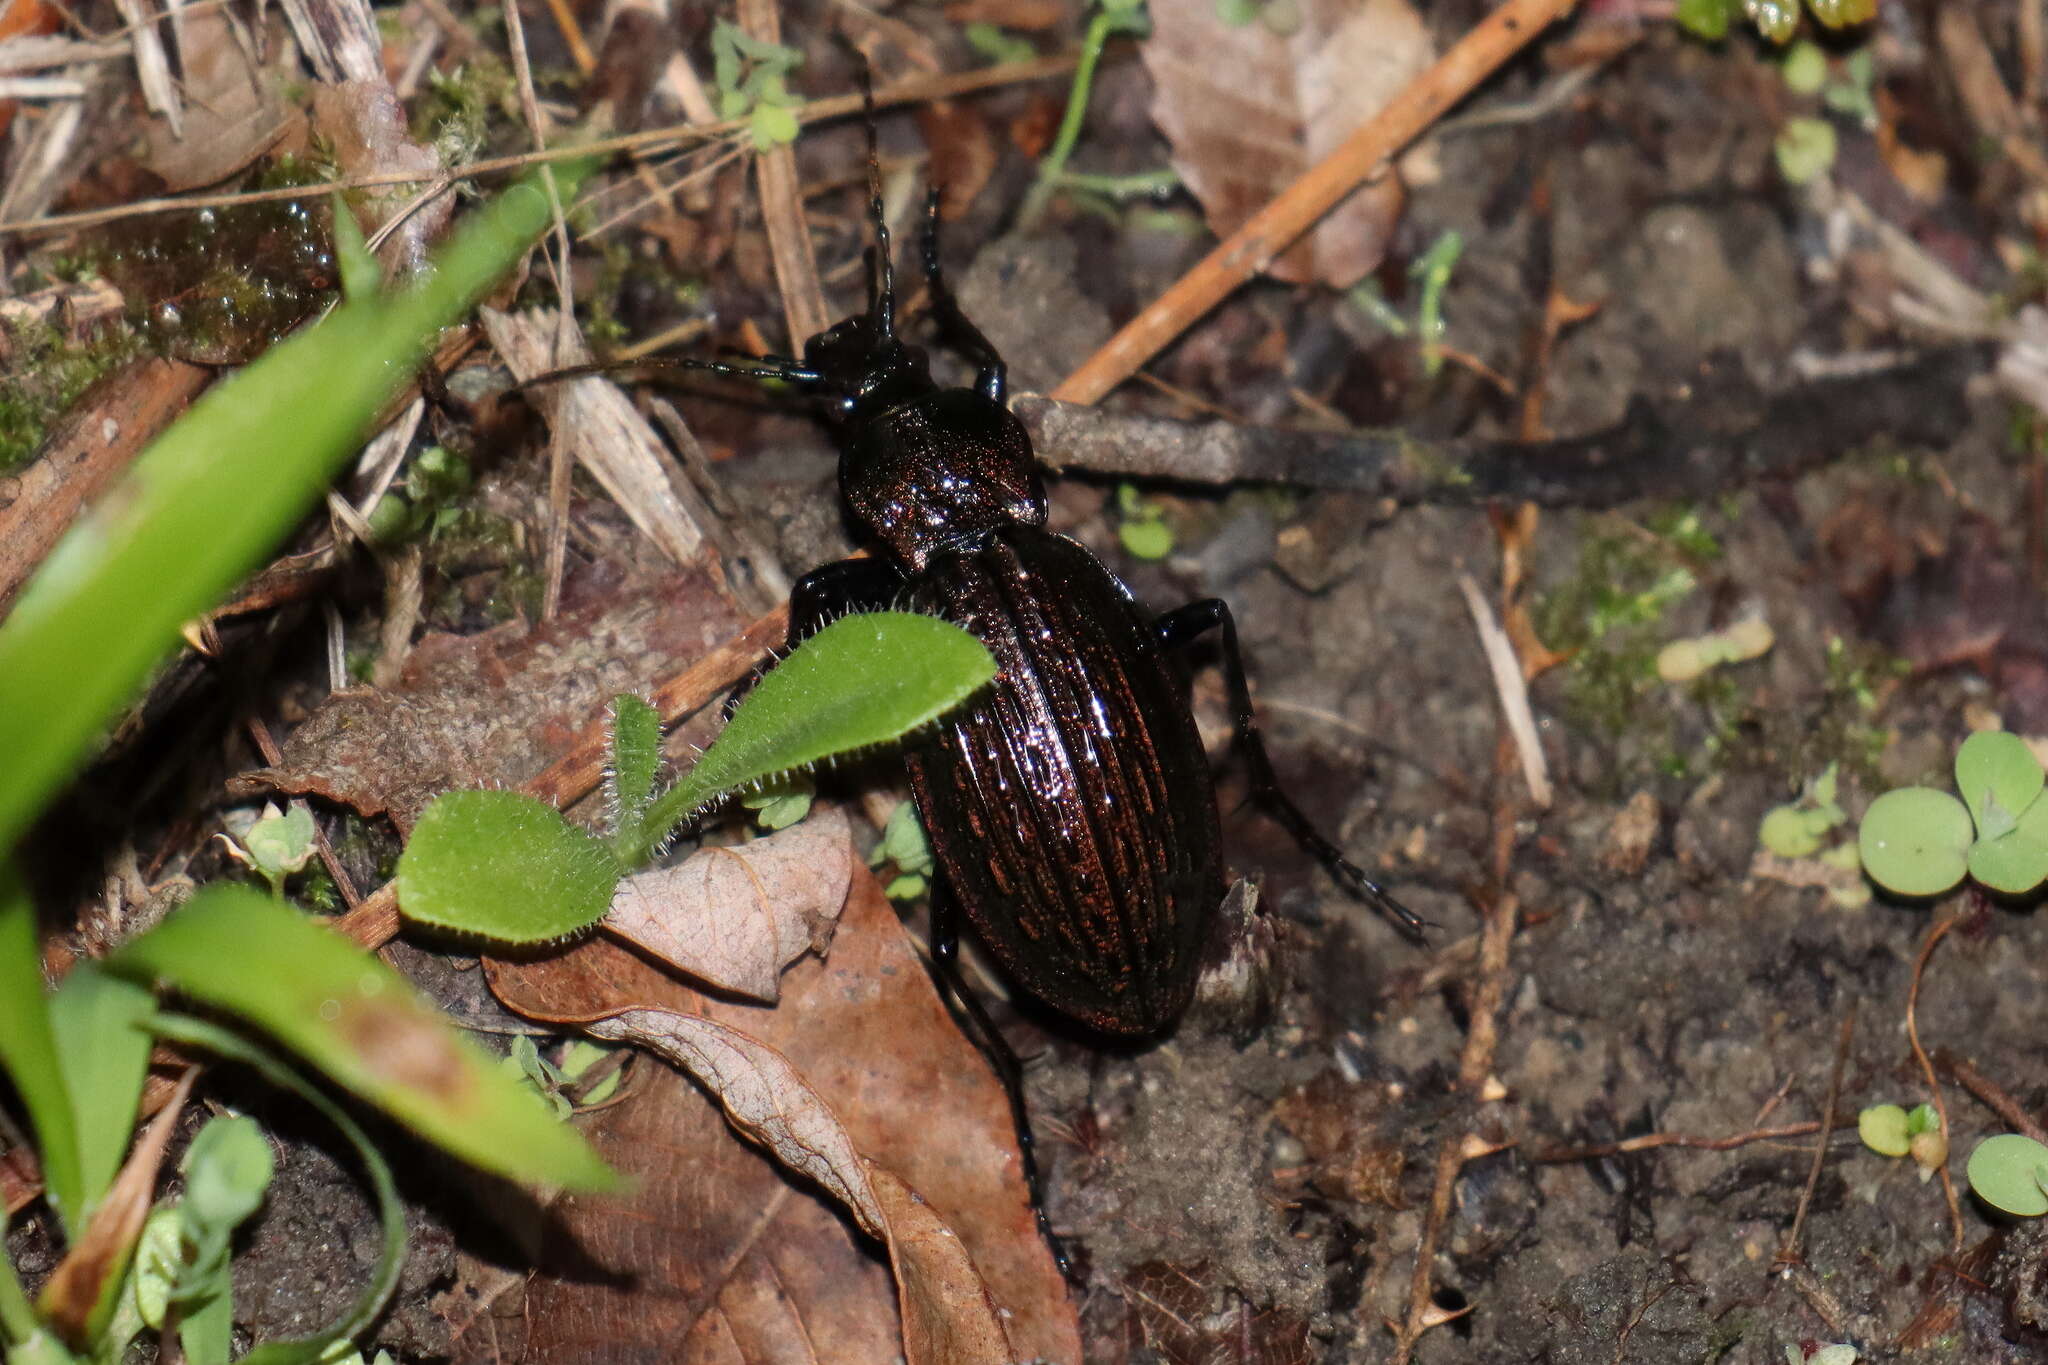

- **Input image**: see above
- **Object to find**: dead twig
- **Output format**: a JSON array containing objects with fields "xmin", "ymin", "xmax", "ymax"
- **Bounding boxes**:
[
  {"xmin": 739, "ymin": 0, "xmax": 830, "ymax": 349},
  {"xmin": 1531, "ymin": 1121, "xmax": 1830, "ymax": 1163},
  {"xmin": 1390, "ymin": 728, "xmax": 1522, "ymax": 1361},
  {"xmin": 0, "ymin": 55, "xmax": 1081, "ymax": 236},
  {"xmin": 1937, "ymin": 1049, "xmax": 2048, "ymax": 1146},
  {"xmin": 1051, "ymin": 0, "xmax": 1580, "ymax": 406},
  {"xmin": 1774, "ymin": 1010, "xmax": 1854, "ymax": 1272},
  {"xmin": 1907, "ymin": 910, "xmax": 1967, "ymax": 1252},
  {"xmin": 1458, "ymin": 573, "xmax": 1550, "ymax": 808}
]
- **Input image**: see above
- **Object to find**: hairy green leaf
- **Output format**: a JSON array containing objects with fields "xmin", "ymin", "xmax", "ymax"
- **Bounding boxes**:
[
  {"xmin": 399, "ymin": 790, "xmax": 622, "ymax": 944},
  {"xmin": 626, "ymin": 612, "xmax": 995, "ymax": 866},
  {"xmin": 606, "ymin": 694, "xmax": 662, "ymax": 850}
]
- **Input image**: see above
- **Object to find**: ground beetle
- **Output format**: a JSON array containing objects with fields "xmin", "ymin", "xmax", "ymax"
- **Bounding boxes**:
[{"xmin": 540, "ymin": 103, "xmax": 1423, "ymax": 1271}]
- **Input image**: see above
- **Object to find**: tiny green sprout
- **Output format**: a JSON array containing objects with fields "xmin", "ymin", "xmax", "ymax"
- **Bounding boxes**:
[
  {"xmin": 962, "ymin": 21, "xmax": 1035, "ymax": 64},
  {"xmin": 1906, "ymin": 1104, "xmax": 1946, "ymax": 1178},
  {"xmin": 1780, "ymin": 39, "xmax": 1827, "ymax": 94},
  {"xmin": 1858, "ymin": 1104, "xmax": 1909, "ymax": 1158},
  {"xmin": 869, "ymin": 799, "xmax": 935, "ymax": 901},
  {"xmin": 741, "ymin": 773, "xmax": 815, "ymax": 831},
  {"xmin": 709, "ymin": 20, "xmax": 803, "ymax": 152},
  {"xmin": 1410, "ymin": 230, "xmax": 1464, "ymax": 379},
  {"xmin": 1116, "ymin": 484, "xmax": 1175, "ymax": 561},
  {"xmin": 218, "ymin": 802, "xmax": 318, "ymax": 896},
  {"xmin": 1758, "ymin": 762, "xmax": 1846, "ymax": 860},
  {"xmin": 1774, "ymin": 116, "xmax": 1838, "ymax": 184},
  {"xmin": 1967, "ymin": 1133, "xmax": 2048, "ymax": 1217}
]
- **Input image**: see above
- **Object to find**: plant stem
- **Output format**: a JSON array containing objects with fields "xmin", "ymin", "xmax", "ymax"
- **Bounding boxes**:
[
  {"xmin": 1018, "ymin": 8, "xmax": 1118, "ymax": 229},
  {"xmin": 1053, "ymin": 169, "xmax": 1179, "ymax": 198}
]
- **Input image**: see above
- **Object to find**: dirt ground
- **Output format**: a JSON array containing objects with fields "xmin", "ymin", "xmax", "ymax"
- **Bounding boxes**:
[{"xmin": 7, "ymin": 0, "xmax": 2048, "ymax": 1361}]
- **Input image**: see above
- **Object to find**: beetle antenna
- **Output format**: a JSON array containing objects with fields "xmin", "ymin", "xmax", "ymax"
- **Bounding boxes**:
[
  {"xmin": 857, "ymin": 64, "xmax": 895, "ymax": 341},
  {"xmin": 516, "ymin": 354, "xmax": 826, "ymax": 391}
]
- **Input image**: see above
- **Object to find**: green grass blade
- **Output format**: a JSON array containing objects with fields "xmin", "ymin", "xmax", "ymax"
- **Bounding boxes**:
[
  {"xmin": 46, "ymin": 964, "xmax": 155, "ymax": 1225},
  {"xmin": 0, "ymin": 161, "xmax": 590, "ymax": 856},
  {"xmin": 0, "ymin": 863, "xmax": 84, "ymax": 1236},
  {"xmin": 109, "ymin": 885, "xmax": 617, "ymax": 1192}
]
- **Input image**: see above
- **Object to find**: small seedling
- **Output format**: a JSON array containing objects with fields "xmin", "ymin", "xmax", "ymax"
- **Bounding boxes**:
[
  {"xmin": 868, "ymin": 798, "xmax": 936, "ymax": 901},
  {"xmin": 1660, "ymin": 617, "xmax": 1774, "ymax": 683},
  {"xmin": 216, "ymin": 802, "xmax": 318, "ymax": 897},
  {"xmin": 741, "ymin": 773, "xmax": 816, "ymax": 831},
  {"xmin": 1967, "ymin": 1133, "xmax": 2048, "ymax": 1217},
  {"xmin": 504, "ymin": 1036, "xmax": 625, "ymax": 1117},
  {"xmin": 1115, "ymin": 484, "xmax": 1175, "ymax": 562},
  {"xmin": 1017, "ymin": 0, "xmax": 1155, "ymax": 227},
  {"xmin": 1760, "ymin": 764, "xmax": 1847, "ymax": 860},
  {"xmin": 709, "ymin": 19, "xmax": 803, "ymax": 151},
  {"xmin": 1857, "ymin": 1102, "xmax": 1944, "ymax": 1180},
  {"xmin": 1858, "ymin": 730, "xmax": 2048, "ymax": 898},
  {"xmin": 396, "ymin": 611, "xmax": 996, "ymax": 945},
  {"xmin": 1774, "ymin": 117, "xmax": 1838, "ymax": 185},
  {"xmin": 1343, "ymin": 228, "xmax": 1464, "ymax": 378}
]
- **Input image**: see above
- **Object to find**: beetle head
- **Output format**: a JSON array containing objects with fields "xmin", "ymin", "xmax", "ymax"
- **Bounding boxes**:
[{"xmin": 801, "ymin": 308, "xmax": 936, "ymax": 422}]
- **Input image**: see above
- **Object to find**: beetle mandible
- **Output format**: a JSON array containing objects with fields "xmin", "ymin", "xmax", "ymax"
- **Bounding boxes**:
[{"xmin": 549, "ymin": 99, "xmax": 1423, "ymax": 1266}]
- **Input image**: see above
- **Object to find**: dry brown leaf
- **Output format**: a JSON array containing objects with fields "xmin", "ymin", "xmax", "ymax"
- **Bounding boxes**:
[
  {"xmin": 586, "ymin": 1010, "xmax": 1014, "ymax": 1364},
  {"xmin": 1120, "ymin": 1260, "xmax": 1313, "ymax": 1365},
  {"xmin": 941, "ymin": 0, "xmax": 1064, "ymax": 30},
  {"xmin": 309, "ymin": 79, "xmax": 448, "ymax": 275},
  {"xmin": 483, "ymin": 866, "xmax": 1080, "ymax": 1363},
  {"xmin": 915, "ymin": 100, "xmax": 999, "ymax": 222},
  {"xmin": 238, "ymin": 565, "xmax": 747, "ymax": 831},
  {"xmin": 1141, "ymin": 0, "xmax": 1433, "ymax": 287},
  {"xmin": 606, "ymin": 806, "xmax": 851, "ymax": 1002},
  {"xmin": 137, "ymin": 7, "xmax": 300, "ymax": 191},
  {"xmin": 39, "ymin": 1071, "xmax": 194, "ymax": 1345},
  {"xmin": 586, "ymin": 1008, "xmax": 888, "ymax": 1232},
  {"xmin": 481, "ymin": 307, "xmax": 713, "ymax": 570}
]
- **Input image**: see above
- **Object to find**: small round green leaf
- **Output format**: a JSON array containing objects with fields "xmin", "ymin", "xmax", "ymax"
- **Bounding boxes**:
[
  {"xmin": 1760, "ymin": 804, "xmax": 1822, "ymax": 858},
  {"xmin": 1968, "ymin": 828, "xmax": 2048, "ymax": 896},
  {"xmin": 1956, "ymin": 730, "xmax": 2044, "ymax": 842},
  {"xmin": 1858, "ymin": 787, "xmax": 1971, "ymax": 897},
  {"xmin": 1858, "ymin": 1104, "xmax": 1910, "ymax": 1158},
  {"xmin": 1967, "ymin": 1133, "xmax": 2048, "ymax": 1217},
  {"xmin": 398, "ymin": 790, "xmax": 621, "ymax": 943},
  {"xmin": 182, "ymin": 1114, "xmax": 274, "ymax": 1230},
  {"xmin": 1774, "ymin": 117, "xmax": 1838, "ymax": 184}
]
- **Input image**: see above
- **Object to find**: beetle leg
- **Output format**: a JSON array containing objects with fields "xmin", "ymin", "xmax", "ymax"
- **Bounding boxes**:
[
  {"xmin": 919, "ymin": 188, "xmax": 1007, "ymax": 405},
  {"xmin": 787, "ymin": 556, "xmax": 910, "ymax": 641},
  {"xmin": 1153, "ymin": 598, "xmax": 1428, "ymax": 940},
  {"xmin": 719, "ymin": 558, "xmax": 911, "ymax": 721},
  {"xmin": 928, "ymin": 878, "xmax": 1074, "ymax": 1279}
]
